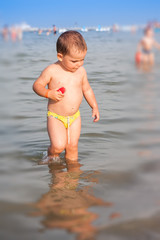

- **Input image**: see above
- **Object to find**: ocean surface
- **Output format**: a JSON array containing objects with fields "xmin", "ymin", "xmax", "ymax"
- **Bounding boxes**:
[{"xmin": 0, "ymin": 30, "xmax": 160, "ymax": 240}]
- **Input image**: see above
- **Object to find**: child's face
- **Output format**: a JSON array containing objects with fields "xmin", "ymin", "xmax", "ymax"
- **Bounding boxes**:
[
  {"xmin": 146, "ymin": 29, "xmax": 154, "ymax": 37},
  {"xmin": 57, "ymin": 49, "xmax": 87, "ymax": 72}
]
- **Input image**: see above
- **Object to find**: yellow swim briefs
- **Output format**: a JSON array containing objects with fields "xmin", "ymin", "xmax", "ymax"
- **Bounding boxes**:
[{"xmin": 47, "ymin": 110, "xmax": 80, "ymax": 128}]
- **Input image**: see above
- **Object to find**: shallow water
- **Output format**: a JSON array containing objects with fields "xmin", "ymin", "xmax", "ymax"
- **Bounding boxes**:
[{"xmin": 0, "ymin": 31, "xmax": 160, "ymax": 240}]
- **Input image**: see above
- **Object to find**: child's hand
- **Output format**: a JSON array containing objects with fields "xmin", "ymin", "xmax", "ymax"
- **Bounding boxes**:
[
  {"xmin": 48, "ymin": 88, "xmax": 65, "ymax": 101},
  {"xmin": 92, "ymin": 107, "xmax": 100, "ymax": 122}
]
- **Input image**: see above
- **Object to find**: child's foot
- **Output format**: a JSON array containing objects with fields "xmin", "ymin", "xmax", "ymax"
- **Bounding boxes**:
[
  {"xmin": 49, "ymin": 156, "xmax": 64, "ymax": 164},
  {"xmin": 38, "ymin": 154, "xmax": 64, "ymax": 165}
]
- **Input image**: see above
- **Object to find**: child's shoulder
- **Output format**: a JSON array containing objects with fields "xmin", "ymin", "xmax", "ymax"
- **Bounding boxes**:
[
  {"xmin": 42, "ymin": 62, "xmax": 59, "ymax": 75},
  {"xmin": 78, "ymin": 66, "xmax": 87, "ymax": 75},
  {"xmin": 45, "ymin": 62, "xmax": 58, "ymax": 71}
]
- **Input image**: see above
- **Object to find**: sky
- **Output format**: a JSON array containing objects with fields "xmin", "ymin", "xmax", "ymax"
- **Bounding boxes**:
[{"xmin": 0, "ymin": 0, "xmax": 160, "ymax": 28}]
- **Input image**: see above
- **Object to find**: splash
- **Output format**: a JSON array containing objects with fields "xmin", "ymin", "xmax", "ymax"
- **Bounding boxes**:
[{"xmin": 38, "ymin": 151, "xmax": 65, "ymax": 165}]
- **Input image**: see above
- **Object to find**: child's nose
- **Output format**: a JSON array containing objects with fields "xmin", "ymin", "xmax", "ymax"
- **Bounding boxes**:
[{"xmin": 77, "ymin": 60, "xmax": 83, "ymax": 67}]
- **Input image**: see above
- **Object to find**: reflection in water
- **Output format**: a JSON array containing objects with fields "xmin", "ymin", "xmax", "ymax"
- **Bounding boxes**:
[{"xmin": 31, "ymin": 159, "xmax": 112, "ymax": 240}]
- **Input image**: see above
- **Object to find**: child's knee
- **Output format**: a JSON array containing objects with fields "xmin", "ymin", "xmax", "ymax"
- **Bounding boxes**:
[
  {"xmin": 49, "ymin": 142, "xmax": 66, "ymax": 154},
  {"xmin": 66, "ymin": 141, "xmax": 78, "ymax": 152}
]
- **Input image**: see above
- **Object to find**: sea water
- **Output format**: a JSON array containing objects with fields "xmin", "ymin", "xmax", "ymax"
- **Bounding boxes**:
[{"xmin": 0, "ymin": 30, "xmax": 160, "ymax": 240}]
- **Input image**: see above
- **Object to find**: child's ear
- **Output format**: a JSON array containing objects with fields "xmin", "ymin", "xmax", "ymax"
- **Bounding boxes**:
[{"xmin": 57, "ymin": 53, "xmax": 63, "ymax": 61}]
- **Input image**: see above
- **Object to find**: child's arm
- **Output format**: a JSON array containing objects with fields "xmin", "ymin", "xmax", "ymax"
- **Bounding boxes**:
[
  {"xmin": 137, "ymin": 40, "xmax": 143, "ymax": 52},
  {"xmin": 153, "ymin": 40, "xmax": 160, "ymax": 50},
  {"xmin": 33, "ymin": 66, "xmax": 64, "ymax": 101},
  {"xmin": 82, "ymin": 70, "xmax": 100, "ymax": 122}
]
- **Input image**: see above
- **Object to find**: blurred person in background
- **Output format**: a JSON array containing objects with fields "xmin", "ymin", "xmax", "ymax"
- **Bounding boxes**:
[
  {"xmin": 53, "ymin": 24, "xmax": 57, "ymax": 35},
  {"xmin": 2, "ymin": 25, "xmax": 9, "ymax": 41},
  {"xmin": 136, "ymin": 26, "xmax": 160, "ymax": 65}
]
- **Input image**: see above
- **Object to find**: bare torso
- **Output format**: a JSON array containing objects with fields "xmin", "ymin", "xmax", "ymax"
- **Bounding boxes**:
[
  {"xmin": 48, "ymin": 62, "xmax": 84, "ymax": 116},
  {"xmin": 141, "ymin": 36, "xmax": 154, "ymax": 51}
]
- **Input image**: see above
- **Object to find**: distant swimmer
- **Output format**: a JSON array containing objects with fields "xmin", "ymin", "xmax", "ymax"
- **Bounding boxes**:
[
  {"xmin": 2, "ymin": 25, "xmax": 9, "ymax": 41},
  {"xmin": 38, "ymin": 29, "xmax": 42, "ymax": 35},
  {"xmin": 53, "ymin": 25, "xmax": 57, "ymax": 35},
  {"xmin": 135, "ymin": 26, "xmax": 160, "ymax": 65},
  {"xmin": 10, "ymin": 26, "xmax": 17, "ymax": 42},
  {"xmin": 46, "ymin": 29, "xmax": 51, "ymax": 36}
]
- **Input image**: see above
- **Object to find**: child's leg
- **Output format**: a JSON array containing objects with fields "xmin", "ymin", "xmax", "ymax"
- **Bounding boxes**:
[
  {"xmin": 47, "ymin": 116, "xmax": 67, "ymax": 158},
  {"xmin": 149, "ymin": 53, "xmax": 154, "ymax": 65},
  {"xmin": 65, "ymin": 116, "xmax": 81, "ymax": 161},
  {"xmin": 141, "ymin": 53, "xmax": 147, "ymax": 63}
]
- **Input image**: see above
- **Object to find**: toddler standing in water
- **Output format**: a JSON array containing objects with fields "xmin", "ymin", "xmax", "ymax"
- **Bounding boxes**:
[{"xmin": 33, "ymin": 30, "xmax": 99, "ymax": 161}]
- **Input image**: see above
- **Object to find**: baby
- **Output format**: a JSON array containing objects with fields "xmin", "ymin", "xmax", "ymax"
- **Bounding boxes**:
[{"xmin": 33, "ymin": 30, "xmax": 99, "ymax": 161}]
